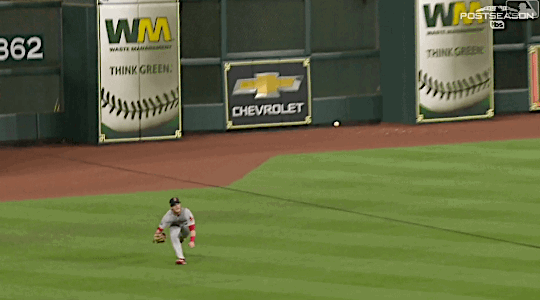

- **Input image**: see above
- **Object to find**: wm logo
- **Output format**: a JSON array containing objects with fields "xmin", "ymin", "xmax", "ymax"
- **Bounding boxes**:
[
  {"xmin": 424, "ymin": 1, "xmax": 485, "ymax": 27},
  {"xmin": 105, "ymin": 17, "xmax": 172, "ymax": 44}
]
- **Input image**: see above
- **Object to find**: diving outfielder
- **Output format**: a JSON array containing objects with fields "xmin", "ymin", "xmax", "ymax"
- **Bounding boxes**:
[{"xmin": 153, "ymin": 197, "xmax": 196, "ymax": 265}]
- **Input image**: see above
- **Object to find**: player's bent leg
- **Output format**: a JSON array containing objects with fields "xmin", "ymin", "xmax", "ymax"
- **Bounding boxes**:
[
  {"xmin": 180, "ymin": 224, "xmax": 190, "ymax": 243},
  {"xmin": 169, "ymin": 226, "xmax": 185, "ymax": 261}
]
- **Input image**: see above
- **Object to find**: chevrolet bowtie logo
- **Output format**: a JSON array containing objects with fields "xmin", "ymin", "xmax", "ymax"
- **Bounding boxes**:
[{"xmin": 232, "ymin": 72, "xmax": 303, "ymax": 99}]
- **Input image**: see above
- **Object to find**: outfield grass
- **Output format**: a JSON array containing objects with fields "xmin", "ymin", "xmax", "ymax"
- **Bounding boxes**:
[{"xmin": 1, "ymin": 139, "xmax": 540, "ymax": 299}]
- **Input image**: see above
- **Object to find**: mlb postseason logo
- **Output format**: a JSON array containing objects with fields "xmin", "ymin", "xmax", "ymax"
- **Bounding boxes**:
[{"xmin": 461, "ymin": 0, "xmax": 538, "ymax": 29}]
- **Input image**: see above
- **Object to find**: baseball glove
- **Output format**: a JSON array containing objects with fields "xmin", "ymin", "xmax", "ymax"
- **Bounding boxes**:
[{"xmin": 153, "ymin": 232, "xmax": 166, "ymax": 243}]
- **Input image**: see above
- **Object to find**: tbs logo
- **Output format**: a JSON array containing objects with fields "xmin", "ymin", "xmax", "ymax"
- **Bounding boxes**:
[{"xmin": 490, "ymin": 20, "xmax": 505, "ymax": 29}]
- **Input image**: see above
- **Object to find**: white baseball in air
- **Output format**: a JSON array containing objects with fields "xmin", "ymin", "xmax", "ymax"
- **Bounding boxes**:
[{"xmin": 417, "ymin": 0, "xmax": 493, "ymax": 113}]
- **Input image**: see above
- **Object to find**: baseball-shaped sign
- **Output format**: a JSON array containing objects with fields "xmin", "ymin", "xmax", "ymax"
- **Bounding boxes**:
[
  {"xmin": 100, "ymin": 86, "xmax": 179, "ymax": 133},
  {"xmin": 417, "ymin": 0, "xmax": 493, "ymax": 113},
  {"xmin": 99, "ymin": 3, "xmax": 180, "ymax": 133}
]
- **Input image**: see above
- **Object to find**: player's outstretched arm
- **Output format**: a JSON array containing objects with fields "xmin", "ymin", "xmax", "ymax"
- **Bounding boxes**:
[
  {"xmin": 189, "ymin": 226, "xmax": 196, "ymax": 248},
  {"xmin": 187, "ymin": 210, "xmax": 196, "ymax": 248}
]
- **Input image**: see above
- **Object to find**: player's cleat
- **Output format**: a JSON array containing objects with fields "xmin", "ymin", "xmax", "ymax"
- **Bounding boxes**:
[
  {"xmin": 180, "ymin": 236, "xmax": 184, "ymax": 243},
  {"xmin": 175, "ymin": 258, "xmax": 187, "ymax": 265}
]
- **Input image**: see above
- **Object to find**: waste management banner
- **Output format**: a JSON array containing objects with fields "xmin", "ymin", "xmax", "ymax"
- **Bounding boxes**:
[
  {"xmin": 416, "ymin": 0, "xmax": 494, "ymax": 123},
  {"xmin": 98, "ymin": 0, "xmax": 181, "ymax": 143}
]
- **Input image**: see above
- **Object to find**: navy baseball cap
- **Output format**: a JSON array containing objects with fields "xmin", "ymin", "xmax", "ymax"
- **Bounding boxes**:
[{"xmin": 169, "ymin": 197, "xmax": 181, "ymax": 207}]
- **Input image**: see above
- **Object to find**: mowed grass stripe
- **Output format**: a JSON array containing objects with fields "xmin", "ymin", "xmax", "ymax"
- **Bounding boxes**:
[
  {"xmin": 288, "ymin": 188, "xmax": 540, "ymax": 224},
  {"xmin": 0, "ymin": 252, "xmax": 535, "ymax": 300},
  {"xmin": 260, "ymin": 147, "xmax": 540, "ymax": 172},
  {"xmin": 5, "ymin": 199, "xmax": 539, "ymax": 260},
  {"xmin": 2, "ymin": 219, "xmax": 539, "ymax": 298},
  {"xmin": 3, "ymin": 217, "xmax": 539, "ymax": 275},
  {"xmin": 240, "ymin": 141, "xmax": 540, "ymax": 186},
  {"xmin": 0, "ymin": 260, "xmax": 504, "ymax": 300},
  {"xmin": 0, "ymin": 281, "xmax": 336, "ymax": 300},
  {"xmin": 239, "ymin": 158, "xmax": 539, "ymax": 192},
  {"xmin": 234, "ymin": 167, "xmax": 538, "ymax": 209},
  {"xmin": 190, "ymin": 244, "xmax": 540, "ymax": 286},
  {"xmin": 201, "ymin": 223, "xmax": 540, "ymax": 262},
  {"xmin": 0, "ymin": 283, "xmax": 179, "ymax": 300},
  {"xmin": 7, "ymin": 214, "xmax": 538, "ymax": 263},
  {"xmin": 0, "ymin": 280, "xmax": 493, "ymax": 300}
]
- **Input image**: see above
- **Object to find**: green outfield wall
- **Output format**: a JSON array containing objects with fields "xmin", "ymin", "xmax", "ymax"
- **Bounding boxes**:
[{"xmin": 0, "ymin": 0, "xmax": 537, "ymax": 143}]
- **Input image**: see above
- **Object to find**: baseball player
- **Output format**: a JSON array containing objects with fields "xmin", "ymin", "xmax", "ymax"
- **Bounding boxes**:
[{"xmin": 153, "ymin": 197, "xmax": 196, "ymax": 265}]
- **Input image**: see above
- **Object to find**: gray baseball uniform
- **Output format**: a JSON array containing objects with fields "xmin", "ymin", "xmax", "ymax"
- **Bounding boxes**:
[{"xmin": 158, "ymin": 208, "xmax": 195, "ymax": 259}]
